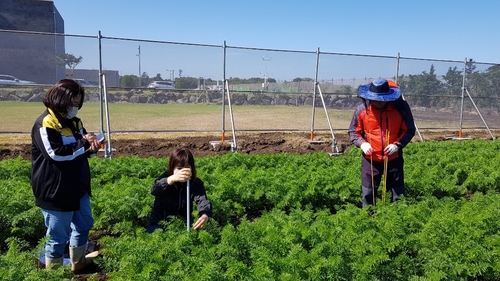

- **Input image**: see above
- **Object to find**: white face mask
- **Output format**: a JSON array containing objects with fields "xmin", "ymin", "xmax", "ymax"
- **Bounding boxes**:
[{"xmin": 66, "ymin": 107, "xmax": 79, "ymax": 119}]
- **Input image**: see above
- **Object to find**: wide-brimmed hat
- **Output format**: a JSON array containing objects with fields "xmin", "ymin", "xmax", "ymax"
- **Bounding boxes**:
[{"xmin": 357, "ymin": 79, "xmax": 401, "ymax": 102}]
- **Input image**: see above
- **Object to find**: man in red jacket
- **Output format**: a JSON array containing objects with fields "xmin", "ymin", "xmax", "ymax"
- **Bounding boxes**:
[{"xmin": 348, "ymin": 79, "xmax": 415, "ymax": 207}]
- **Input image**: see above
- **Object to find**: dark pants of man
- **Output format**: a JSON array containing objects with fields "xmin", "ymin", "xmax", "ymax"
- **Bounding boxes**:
[{"xmin": 361, "ymin": 155, "xmax": 405, "ymax": 207}]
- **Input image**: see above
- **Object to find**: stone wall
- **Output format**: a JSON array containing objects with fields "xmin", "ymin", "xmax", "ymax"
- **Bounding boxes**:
[
  {"xmin": 3, "ymin": 88, "xmax": 499, "ymax": 118},
  {"xmin": 0, "ymin": 88, "xmax": 361, "ymax": 108}
]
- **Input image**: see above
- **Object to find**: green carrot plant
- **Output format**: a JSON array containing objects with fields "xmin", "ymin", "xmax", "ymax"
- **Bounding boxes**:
[{"xmin": 2, "ymin": 139, "xmax": 500, "ymax": 280}]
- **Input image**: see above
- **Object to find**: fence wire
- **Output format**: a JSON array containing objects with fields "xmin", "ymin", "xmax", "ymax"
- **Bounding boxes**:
[{"xmin": 1, "ymin": 29, "xmax": 499, "ymax": 139}]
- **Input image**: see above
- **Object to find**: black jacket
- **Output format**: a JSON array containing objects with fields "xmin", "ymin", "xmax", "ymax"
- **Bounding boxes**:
[
  {"xmin": 31, "ymin": 109, "xmax": 93, "ymax": 211},
  {"xmin": 148, "ymin": 171, "xmax": 212, "ymax": 226}
]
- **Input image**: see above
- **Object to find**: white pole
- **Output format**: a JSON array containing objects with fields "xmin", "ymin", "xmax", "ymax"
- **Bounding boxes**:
[
  {"xmin": 225, "ymin": 80, "xmax": 238, "ymax": 152},
  {"xmin": 137, "ymin": 45, "xmax": 141, "ymax": 87},
  {"xmin": 459, "ymin": 58, "xmax": 467, "ymax": 138},
  {"xmin": 101, "ymin": 74, "xmax": 112, "ymax": 158},
  {"xmin": 221, "ymin": 41, "xmax": 227, "ymax": 142},
  {"xmin": 186, "ymin": 179, "xmax": 191, "ymax": 231},
  {"xmin": 309, "ymin": 47, "xmax": 320, "ymax": 141}
]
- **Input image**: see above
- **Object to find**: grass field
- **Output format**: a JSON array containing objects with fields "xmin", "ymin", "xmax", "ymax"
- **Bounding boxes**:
[
  {"xmin": 1, "ymin": 101, "xmax": 497, "ymax": 147},
  {"xmin": 0, "ymin": 101, "xmax": 356, "ymax": 133}
]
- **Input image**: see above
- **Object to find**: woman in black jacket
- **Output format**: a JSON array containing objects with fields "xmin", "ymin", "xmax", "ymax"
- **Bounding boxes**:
[
  {"xmin": 147, "ymin": 148, "xmax": 212, "ymax": 233},
  {"xmin": 31, "ymin": 79, "xmax": 101, "ymax": 272}
]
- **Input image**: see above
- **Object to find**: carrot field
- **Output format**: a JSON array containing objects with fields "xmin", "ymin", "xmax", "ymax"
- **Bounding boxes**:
[{"xmin": 1, "ymin": 139, "xmax": 500, "ymax": 280}]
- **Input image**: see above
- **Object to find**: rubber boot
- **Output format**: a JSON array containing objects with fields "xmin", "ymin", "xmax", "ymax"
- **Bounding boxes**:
[
  {"xmin": 45, "ymin": 256, "xmax": 64, "ymax": 270},
  {"xmin": 69, "ymin": 244, "xmax": 99, "ymax": 273}
]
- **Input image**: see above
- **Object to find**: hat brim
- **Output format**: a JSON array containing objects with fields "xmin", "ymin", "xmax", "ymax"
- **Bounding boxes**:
[{"xmin": 357, "ymin": 85, "xmax": 401, "ymax": 102}]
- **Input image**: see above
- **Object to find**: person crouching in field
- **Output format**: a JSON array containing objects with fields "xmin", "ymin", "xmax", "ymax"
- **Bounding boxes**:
[
  {"xmin": 147, "ymin": 148, "xmax": 212, "ymax": 232},
  {"xmin": 348, "ymin": 79, "xmax": 416, "ymax": 207}
]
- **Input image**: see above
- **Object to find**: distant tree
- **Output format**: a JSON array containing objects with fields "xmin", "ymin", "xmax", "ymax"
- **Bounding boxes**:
[
  {"xmin": 442, "ymin": 66, "xmax": 462, "ymax": 95},
  {"xmin": 140, "ymin": 72, "xmax": 150, "ymax": 87},
  {"xmin": 228, "ymin": 77, "xmax": 243, "ymax": 84},
  {"xmin": 486, "ymin": 64, "xmax": 500, "ymax": 73},
  {"xmin": 204, "ymin": 78, "xmax": 215, "ymax": 86},
  {"xmin": 247, "ymin": 77, "xmax": 264, "ymax": 84},
  {"xmin": 292, "ymin": 77, "xmax": 313, "ymax": 82},
  {"xmin": 56, "ymin": 53, "xmax": 83, "ymax": 78},
  {"xmin": 225, "ymin": 77, "xmax": 277, "ymax": 85},
  {"xmin": 399, "ymin": 64, "xmax": 444, "ymax": 107},
  {"xmin": 178, "ymin": 69, "xmax": 183, "ymax": 77},
  {"xmin": 480, "ymin": 66, "xmax": 500, "ymax": 111},
  {"xmin": 468, "ymin": 63, "xmax": 500, "ymax": 106},
  {"xmin": 153, "ymin": 73, "xmax": 163, "ymax": 81},
  {"xmin": 465, "ymin": 58, "xmax": 476, "ymax": 75},
  {"xmin": 333, "ymin": 85, "xmax": 354, "ymax": 94},
  {"xmin": 121, "ymin": 75, "xmax": 139, "ymax": 87},
  {"xmin": 175, "ymin": 77, "xmax": 198, "ymax": 89}
]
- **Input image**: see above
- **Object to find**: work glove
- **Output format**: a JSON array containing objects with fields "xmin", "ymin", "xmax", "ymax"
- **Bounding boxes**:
[
  {"xmin": 384, "ymin": 144, "xmax": 399, "ymax": 156},
  {"xmin": 360, "ymin": 142, "xmax": 373, "ymax": 156}
]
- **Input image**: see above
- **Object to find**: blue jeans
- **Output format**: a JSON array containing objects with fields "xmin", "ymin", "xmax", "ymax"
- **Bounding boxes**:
[
  {"xmin": 42, "ymin": 193, "xmax": 94, "ymax": 259},
  {"xmin": 146, "ymin": 224, "xmax": 165, "ymax": 233}
]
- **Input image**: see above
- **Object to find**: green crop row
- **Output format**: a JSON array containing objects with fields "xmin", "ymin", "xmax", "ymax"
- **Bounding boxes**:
[{"xmin": 1, "ymin": 139, "xmax": 500, "ymax": 280}]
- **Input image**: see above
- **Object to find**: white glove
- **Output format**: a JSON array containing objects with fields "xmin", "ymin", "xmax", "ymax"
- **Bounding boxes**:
[
  {"xmin": 384, "ymin": 144, "xmax": 399, "ymax": 156},
  {"xmin": 360, "ymin": 142, "xmax": 373, "ymax": 156}
]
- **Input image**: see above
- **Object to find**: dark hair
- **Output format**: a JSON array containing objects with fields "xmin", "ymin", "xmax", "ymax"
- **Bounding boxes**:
[
  {"xmin": 167, "ymin": 148, "xmax": 197, "ymax": 181},
  {"xmin": 43, "ymin": 79, "xmax": 85, "ymax": 114}
]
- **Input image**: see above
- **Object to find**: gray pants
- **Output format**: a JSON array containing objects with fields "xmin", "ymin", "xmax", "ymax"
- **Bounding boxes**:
[{"xmin": 361, "ymin": 155, "xmax": 405, "ymax": 207}]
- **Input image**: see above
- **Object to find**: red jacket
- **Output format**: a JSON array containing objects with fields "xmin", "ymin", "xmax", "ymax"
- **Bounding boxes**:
[{"xmin": 348, "ymin": 100, "xmax": 415, "ymax": 162}]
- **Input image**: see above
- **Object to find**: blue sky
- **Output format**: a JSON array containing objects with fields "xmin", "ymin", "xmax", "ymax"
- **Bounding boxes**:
[{"xmin": 51, "ymin": 0, "xmax": 500, "ymax": 82}]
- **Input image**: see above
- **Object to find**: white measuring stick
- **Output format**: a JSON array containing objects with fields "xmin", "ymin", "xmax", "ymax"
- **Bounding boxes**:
[{"xmin": 186, "ymin": 179, "xmax": 191, "ymax": 231}]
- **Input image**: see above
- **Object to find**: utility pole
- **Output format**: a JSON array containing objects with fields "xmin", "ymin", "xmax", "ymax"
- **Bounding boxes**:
[
  {"xmin": 261, "ymin": 54, "xmax": 271, "ymax": 90},
  {"xmin": 166, "ymin": 69, "xmax": 174, "ymax": 81}
]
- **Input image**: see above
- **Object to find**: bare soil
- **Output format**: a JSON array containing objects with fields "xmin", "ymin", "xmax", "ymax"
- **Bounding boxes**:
[
  {"xmin": 1, "ymin": 107, "xmax": 499, "ymax": 160},
  {"xmin": 0, "ymin": 129, "xmax": 496, "ymax": 161}
]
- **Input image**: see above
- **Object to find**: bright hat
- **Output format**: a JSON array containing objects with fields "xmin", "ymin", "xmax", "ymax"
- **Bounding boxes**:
[
  {"xmin": 386, "ymin": 79, "xmax": 399, "ymax": 89},
  {"xmin": 357, "ymin": 79, "xmax": 401, "ymax": 102}
]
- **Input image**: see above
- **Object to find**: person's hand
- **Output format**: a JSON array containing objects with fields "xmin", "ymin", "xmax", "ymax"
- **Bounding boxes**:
[
  {"xmin": 384, "ymin": 144, "xmax": 399, "ymax": 156},
  {"xmin": 193, "ymin": 214, "xmax": 209, "ymax": 230},
  {"xmin": 360, "ymin": 142, "xmax": 373, "ymax": 156},
  {"xmin": 84, "ymin": 133, "xmax": 100, "ymax": 153},
  {"xmin": 168, "ymin": 168, "xmax": 191, "ymax": 184},
  {"xmin": 89, "ymin": 140, "xmax": 100, "ymax": 153}
]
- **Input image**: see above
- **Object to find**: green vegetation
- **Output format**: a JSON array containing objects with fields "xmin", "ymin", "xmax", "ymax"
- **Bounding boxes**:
[
  {"xmin": 120, "ymin": 60, "xmax": 500, "ymax": 104},
  {"xmin": 117, "ymin": 72, "xmax": 277, "ymax": 89},
  {"xmin": 1, "ymin": 140, "xmax": 500, "ymax": 279},
  {"xmin": 56, "ymin": 53, "xmax": 83, "ymax": 72},
  {"xmin": 399, "ymin": 63, "xmax": 500, "ymax": 110}
]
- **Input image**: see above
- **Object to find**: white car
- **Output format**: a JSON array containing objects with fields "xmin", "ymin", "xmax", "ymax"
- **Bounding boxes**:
[
  {"xmin": 147, "ymin": 81, "xmax": 175, "ymax": 89},
  {"xmin": 0, "ymin": 74, "xmax": 36, "ymax": 85},
  {"xmin": 74, "ymin": 79, "xmax": 98, "ymax": 87}
]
